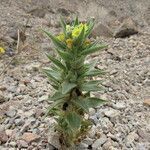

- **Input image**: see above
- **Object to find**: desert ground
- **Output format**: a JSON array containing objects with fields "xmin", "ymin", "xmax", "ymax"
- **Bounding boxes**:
[{"xmin": 0, "ymin": 0, "xmax": 150, "ymax": 150}]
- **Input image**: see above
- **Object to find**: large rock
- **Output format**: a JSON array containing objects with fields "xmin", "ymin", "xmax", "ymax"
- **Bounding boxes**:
[
  {"xmin": 92, "ymin": 23, "xmax": 113, "ymax": 38},
  {"xmin": 28, "ymin": 7, "xmax": 47, "ymax": 18},
  {"xmin": 114, "ymin": 17, "xmax": 138, "ymax": 38}
]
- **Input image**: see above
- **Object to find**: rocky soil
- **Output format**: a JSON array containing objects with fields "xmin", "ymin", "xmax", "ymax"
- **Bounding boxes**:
[{"xmin": 0, "ymin": 0, "xmax": 150, "ymax": 150}]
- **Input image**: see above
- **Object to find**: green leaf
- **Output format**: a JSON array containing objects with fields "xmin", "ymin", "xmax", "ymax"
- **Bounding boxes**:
[
  {"xmin": 43, "ymin": 69, "xmax": 61, "ymax": 81},
  {"xmin": 78, "ymin": 60, "xmax": 105, "ymax": 78},
  {"xmin": 60, "ymin": 16, "xmax": 66, "ymax": 35},
  {"xmin": 83, "ymin": 69, "xmax": 105, "ymax": 77},
  {"xmin": 73, "ymin": 97, "xmax": 106, "ymax": 112},
  {"xmin": 85, "ymin": 97, "xmax": 106, "ymax": 108},
  {"xmin": 56, "ymin": 49, "xmax": 73, "ymax": 62},
  {"xmin": 43, "ymin": 30, "xmax": 66, "ymax": 50},
  {"xmin": 46, "ymin": 54, "xmax": 66, "ymax": 70},
  {"xmin": 80, "ymin": 80, "xmax": 102, "ymax": 92},
  {"xmin": 85, "ymin": 20, "xmax": 95, "ymax": 38},
  {"xmin": 50, "ymin": 91, "xmax": 69, "ymax": 101},
  {"xmin": 74, "ymin": 16, "xmax": 79, "ymax": 26},
  {"xmin": 81, "ymin": 44, "xmax": 108, "ymax": 56},
  {"xmin": 46, "ymin": 98, "xmax": 65, "ymax": 115},
  {"xmin": 78, "ymin": 59, "xmax": 97, "ymax": 75},
  {"xmin": 72, "ymin": 98, "xmax": 89, "ymax": 113},
  {"xmin": 43, "ymin": 69, "xmax": 60, "ymax": 85},
  {"xmin": 70, "ymin": 56, "xmax": 84, "ymax": 69},
  {"xmin": 66, "ymin": 112, "xmax": 81, "ymax": 130},
  {"xmin": 61, "ymin": 81, "xmax": 77, "ymax": 94},
  {"xmin": 66, "ymin": 71, "xmax": 77, "ymax": 82}
]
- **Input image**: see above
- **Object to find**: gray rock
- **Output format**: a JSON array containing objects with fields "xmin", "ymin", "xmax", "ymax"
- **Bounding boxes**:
[
  {"xmin": 0, "ymin": 93, "xmax": 7, "ymax": 103},
  {"xmin": 28, "ymin": 7, "xmax": 47, "ymax": 18},
  {"xmin": 76, "ymin": 142, "xmax": 88, "ymax": 150},
  {"xmin": 92, "ymin": 134, "xmax": 107, "ymax": 149},
  {"xmin": 125, "ymin": 131, "xmax": 139, "ymax": 148},
  {"xmin": 6, "ymin": 109, "xmax": 17, "ymax": 118},
  {"xmin": 88, "ymin": 126, "xmax": 97, "ymax": 138},
  {"xmin": 89, "ymin": 115, "xmax": 99, "ymax": 124},
  {"xmin": 137, "ymin": 129, "xmax": 150, "ymax": 142},
  {"xmin": 112, "ymin": 102, "xmax": 126, "ymax": 110},
  {"xmin": 9, "ymin": 28, "xmax": 26, "ymax": 42},
  {"xmin": 102, "ymin": 139, "xmax": 113, "ymax": 150},
  {"xmin": 114, "ymin": 17, "xmax": 138, "ymax": 38},
  {"xmin": 83, "ymin": 137, "xmax": 94, "ymax": 145},
  {"xmin": 20, "ymin": 123, "xmax": 30, "ymax": 134},
  {"xmin": 103, "ymin": 108, "xmax": 120, "ymax": 118},
  {"xmin": 108, "ymin": 146, "xmax": 119, "ymax": 150},
  {"xmin": 24, "ymin": 99, "xmax": 32, "ymax": 106},
  {"xmin": 35, "ymin": 108, "xmax": 44, "ymax": 118},
  {"xmin": 7, "ymin": 86, "xmax": 17, "ymax": 93},
  {"xmin": 9, "ymin": 141, "xmax": 17, "ymax": 147},
  {"xmin": 136, "ymin": 143, "xmax": 148, "ymax": 150},
  {"xmin": 23, "ymin": 110, "xmax": 35, "ymax": 117},
  {"xmin": 38, "ymin": 95, "xmax": 48, "ymax": 103},
  {"xmin": 48, "ymin": 130, "xmax": 61, "ymax": 149},
  {"xmin": 92, "ymin": 23, "xmax": 113, "ymax": 38},
  {"xmin": 25, "ymin": 62, "xmax": 41, "ymax": 72},
  {"xmin": 110, "ymin": 69, "xmax": 118, "ymax": 75},
  {"xmin": 1, "ymin": 36, "xmax": 15, "ymax": 48},
  {"xmin": 5, "ymin": 129, "xmax": 13, "ymax": 137},
  {"xmin": 89, "ymin": 108, "xmax": 96, "ymax": 116},
  {"xmin": 17, "ymin": 140, "xmax": 28, "ymax": 148},
  {"xmin": 57, "ymin": 8, "xmax": 70, "ymax": 16},
  {"xmin": 5, "ymin": 48, "xmax": 15, "ymax": 57},
  {"xmin": 107, "ymin": 132, "xmax": 119, "ymax": 142},
  {"xmin": 100, "ymin": 117, "xmax": 113, "ymax": 133},
  {"xmin": 48, "ymin": 144, "xmax": 55, "ymax": 150},
  {"xmin": 15, "ymin": 118, "xmax": 25, "ymax": 126},
  {"xmin": 0, "ymin": 131, "xmax": 9, "ymax": 143}
]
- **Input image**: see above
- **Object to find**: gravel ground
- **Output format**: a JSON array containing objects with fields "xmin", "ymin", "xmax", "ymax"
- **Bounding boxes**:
[{"xmin": 0, "ymin": 0, "xmax": 150, "ymax": 150}]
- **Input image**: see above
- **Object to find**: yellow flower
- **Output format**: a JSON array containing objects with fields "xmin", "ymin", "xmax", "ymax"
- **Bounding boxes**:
[
  {"xmin": 79, "ymin": 23, "xmax": 88, "ymax": 31},
  {"xmin": 56, "ymin": 32, "xmax": 65, "ymax": 42},
  {"xmin": 66, "ymin": 38, "xmax": 73, "ymax": 49},
  {"xmin": 0, "ymin": 47, "xmax": 5, "ymax": 54},
  {"xmin": 72, "ymin": 23, "xmax": 88, "ymax": 39},
  {"xmin": 72, "ymin": 27, "xmax": 81, "ymax": 38}
]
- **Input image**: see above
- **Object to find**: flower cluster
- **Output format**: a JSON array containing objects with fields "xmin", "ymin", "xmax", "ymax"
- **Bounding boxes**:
[{"xmin": 56, "ymin": 22, "xmax": 90, "ymax": 49}]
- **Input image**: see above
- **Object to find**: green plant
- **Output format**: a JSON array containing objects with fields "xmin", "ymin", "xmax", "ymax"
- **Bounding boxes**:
[{"xmin": 43, "ymin": 17, "xmax": 108, "ymax": 147}]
